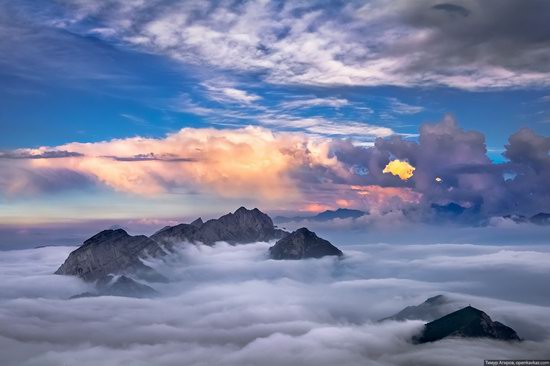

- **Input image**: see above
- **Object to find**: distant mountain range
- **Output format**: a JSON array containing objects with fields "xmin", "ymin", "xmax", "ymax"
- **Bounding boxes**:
[
  {"xmin": 504, "ymin": 212, "xmax": 550, "ymax": 225},
  {"xmin": 56, "ymin": 207, "xmax": 344, "ymax": 298},
  {"xmin": 274, "ymin": 208, "xmax": 367, "ymax": 224}
]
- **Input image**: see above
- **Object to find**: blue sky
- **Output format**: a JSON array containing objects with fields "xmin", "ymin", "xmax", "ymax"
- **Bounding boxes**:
[
  {"xmin": 1, "ymin": 0, "xmax": 549, "ymax": 235},
  {"xmin": 2, "ymin": 1, "xmax": 549, "ymax": 154}
]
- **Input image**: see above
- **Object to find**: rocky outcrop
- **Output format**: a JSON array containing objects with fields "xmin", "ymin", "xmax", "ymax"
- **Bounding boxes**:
[
  {"xmin": 70, "ymin": 275, "xmax": 158, "ymax": 299},
  {"xmin": 55, "ymin": 229, "xmax": 165, "ymax": 282},
  {"xmin": 381, "ymin": 294, "xmax": 461, "ymax": 322},
  {"xmin": 190, "ymin": 217, "xmax": 204, "ymax": 227},
  {"xmin": 414, "ymin": 305, "xmax": 521, "ymax": 343},
  {"xmin": 151, "ymin": 207, "xmax": 288, "ymax": 248},
  {"xmin": 268, "ymin": 227, "xmax": 343, "ymax": 259},
  {"xmin": 56, "ymin": 207, "xmax": 289, "ymax": 289}
]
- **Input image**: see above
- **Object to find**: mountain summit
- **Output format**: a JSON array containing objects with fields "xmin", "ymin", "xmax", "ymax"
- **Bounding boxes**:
[
  {"xmin": 56, "ymin": 207, "xmax": 289, "ymax": 287},
  {"xmin": 150, "ymin": 207, "xmax": 288, "ymax": 248},
  {"xmin": 414, "ymin": 305, "xmax": 521, "ymax": 343},
  {"xmin": 268, "ymin": 227, "xmax": 343, "ymax": 259},
  {"xmin": 55, "ymin": 229, "xmax": 164, "ymax": 282},
  {"xmin": 380, "ymin": 294, "xmax": 460, "ymax": 322}
]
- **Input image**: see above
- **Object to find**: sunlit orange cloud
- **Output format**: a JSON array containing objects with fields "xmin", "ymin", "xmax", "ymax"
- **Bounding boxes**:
[
  {"xmin": 27, "ymin": 126, "xmax": 345, "ymax": 203},
  {"xmin": 382, "ymin": 159, "xmax": 415, "ymax": 180}
]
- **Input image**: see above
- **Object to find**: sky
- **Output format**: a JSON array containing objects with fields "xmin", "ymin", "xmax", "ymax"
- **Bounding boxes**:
[{"xmin": 1, "ymin": 0, "xmax": 550, "ymax": 244}]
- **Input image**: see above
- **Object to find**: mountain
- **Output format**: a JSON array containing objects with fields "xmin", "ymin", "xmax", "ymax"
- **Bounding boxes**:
[
  {"xmin": 381, "ymin": 295, "xmax": 461, "ymax": 322},
  {"xmin": 274, "ymin": 208, "xmax": 366, "ymax": 224},
  {"xmin": 151, "ymin": 207, "xmax": 288, "ymax": 248},
  {"xmin": 498, "ymin": 212, "xmax": 550, "ymax": 225},
  {"xmin": 190, "ymin": 217, "xmax": 204, "ymax": 227},
  {"xmin": 414, "ymin": 305, "xmax": 521, "ymax": 344},
  {"xmin": 530, "ymin": 212, "xmax": 550, "ymax": 225},
  {"xmin": 70, "ymin": 275, "xmax": 157, "ymax": 299},
  {"xmin": 268, "ymin": 227, "xmax": 343, "ymax": 259},
  {"xmin": 56, "ymin": 207, "xmax": 289, "ymax": 289},
  {"xmin": 55, "ymin": 229, "xmax": 165, "ymax": 282}
]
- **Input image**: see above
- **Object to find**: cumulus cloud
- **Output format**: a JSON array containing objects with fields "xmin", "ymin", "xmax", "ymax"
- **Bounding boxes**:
[
  {"xmin": 1, "ymin": 116, "xmax": 549, "ymax": 221},
  {"xmin": 30, "ymin": 0, "xmax": 550, "ymax": 90},
  {"xmin": 4, "ymin": 126, "xmax": 344, "ymax": 201},
  {"xmin": 1, "ymin": 240, "xmax": 550, "ymax": 365}
]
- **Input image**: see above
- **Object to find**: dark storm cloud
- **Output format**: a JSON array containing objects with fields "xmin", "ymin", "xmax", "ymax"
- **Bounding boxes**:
[
  {"xmin": 329, "ymin": 116, "xmax": 549, "ymax": 221},
  {"xmin": 399, "ymin": 0, "xmax": 550, "ymax": 81},
  {"xmin": 431, "ymin": 3, "xmax": 471, "ymax": 18},
  {"xmin": 499, "ymin": 128, "xmax": 550, "ymax": 215}
]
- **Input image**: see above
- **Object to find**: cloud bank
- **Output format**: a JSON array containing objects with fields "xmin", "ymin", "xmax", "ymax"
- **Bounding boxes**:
[
  {"xmin": 2, "ymin": 117, "xmax": 548, "ymax": 224},
  {"xmin": 1, "ymin": 241, "xmax": 550, "ymax": 365}
]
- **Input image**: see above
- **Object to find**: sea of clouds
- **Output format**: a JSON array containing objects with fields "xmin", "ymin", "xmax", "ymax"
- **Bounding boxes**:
[{"xmin": 1, "ymin": 239, "xmax": 550, "ymax": 366}]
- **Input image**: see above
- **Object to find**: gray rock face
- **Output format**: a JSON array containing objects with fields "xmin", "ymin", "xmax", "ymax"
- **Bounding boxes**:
[
  {"xmin": 190, "ymin": 217, "xmax": 204, "ymax": 227},
  {"xmin": 151, "ymin": 207, "xmax": 288, "ymax": 247},
  {"xmin": 268, "ymin": 227, "xmax": 343, "ymax": 260},
  {"xmin": 381, "ymin": 294, "xmax": 461, "ymax": 322},
  {"xmin": 56, "ymin": 208, "xmax": 289, "ymax": 288},
  {"xmin": 70, "ymin": 275, "xmax": 158, "ymax": 299},
  {"xmin": 55, "ymin": 229, "xmax": 164, "ymax": 282},
  {"xmin": 414, "ymin": 306, "xmax": 521, "ymax": 343}
]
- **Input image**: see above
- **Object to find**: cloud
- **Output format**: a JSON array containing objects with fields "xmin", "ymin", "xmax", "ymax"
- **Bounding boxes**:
[
  {"xmin": 280, "ymin": 97, "xmax": 349, "ymax": 110},
  {"xmin": 1, "ymin": 116, "xmax": 549, "ymax": 222},
  {"xmin": 0, "ymin": 160, "xmax": 95, "ymax": 197},
  {"xmin": 0, "ymin": 150, "xmax": 83, "ymax": 159},
  {"xmin": 1, "ymin": 241, "xmax": 550, "ymax": 365},
  {"xmin": 431, "ymin": 3, "xmax": 471, "ymax": 18},
  {"xmin": 2, "ymin": 126, "xmax": 344, "ymax": 201},
  {"xmin": 256, "ymin": 116, "xmax": 395, "ymax": 140},
  {"xmin": 27, "ymin": 0, "xmax": 550, "ymax": 90},
  {"xmin": 388, "ymin": 98, "xmax": 425, "ymax": 115},
  {"xmin": 202, "ymin": 80, "xmax": 262, "ymax": 105},
  {"xmin": 383, "ymin": 159, "xmax": 416, "ymax": 180}
]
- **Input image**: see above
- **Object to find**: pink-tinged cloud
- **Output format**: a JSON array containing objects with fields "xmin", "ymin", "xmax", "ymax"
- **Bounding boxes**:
[
  {"xmin": 351, "ymin": 185, "xmax": 422, "ymax": 213},
  {"xmin": 2, "ymin": 117, "xmax": 549, "ymax": 222},
  {"xmin": 21, "ymin": 126, "xmax": 345, "ymax": 203}
]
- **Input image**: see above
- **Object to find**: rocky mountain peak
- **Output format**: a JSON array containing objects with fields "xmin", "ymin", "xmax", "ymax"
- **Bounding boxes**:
[
  {"xmin": 415, "ymin": 305, "xmax": 521, "ymax": 343},
  {"xmin": 268, "ymin": 227, "xmax": 343, "ymax": 260},
  {"xmin": 55, "ymin": 229, "xmax": 163, "ymax": 282},
  {"xmin": 380, "ymin": 294, "xmax": 458, "ymax": 322},
  {"xmin": 190, "ymin": 217, "xmax": 204, "ymax": 227},
  {"xmin": 82, "ymin": 229, "xmax": 129, "ymax": 247},
  {"xmin": 152, "ymin": 207, "xmax": 286, "ymax": 247}
]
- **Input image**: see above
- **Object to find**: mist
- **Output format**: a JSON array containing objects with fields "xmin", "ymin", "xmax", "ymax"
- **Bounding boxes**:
[{"xmin": 1, "ymin": 238, "xmax": 550, "ymax": 366}]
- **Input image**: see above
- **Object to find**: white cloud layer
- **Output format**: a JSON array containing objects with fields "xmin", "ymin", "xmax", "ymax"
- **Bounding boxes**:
[
  {"xmin": 1, "ymin": 240, "xmax": 550, "ymax": 365},
  {"xmin": 49, "ymin": 0, "xmax": 550, "ymax": 90}
]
